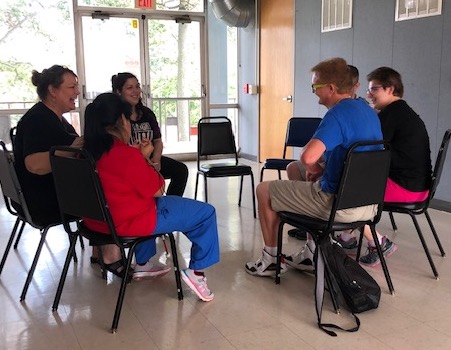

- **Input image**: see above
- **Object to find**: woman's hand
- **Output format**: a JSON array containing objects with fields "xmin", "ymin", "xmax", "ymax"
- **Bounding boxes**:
[
  {"xmin": 138, "ymin": 138, "xmax": 154, "ymax": 159},
  {"xmin": 71, "ymin": 136, "xmax": 84, "ymax": 148},
  {"xmin": 150, "ymin": 158, "xmax": 161, "ymax": 171}
]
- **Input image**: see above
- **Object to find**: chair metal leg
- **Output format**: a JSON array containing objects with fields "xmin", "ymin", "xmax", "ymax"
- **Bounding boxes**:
[
  {"xmin": 203, "ymin": 175, "xmax": 208, "ymax": 202},
  {"xmin": 110, "ymin": 246, "xmax": 136, "ymax": 333},
  {"xmin": 277, "ymin": 170, "xmax": 282, "ymax": 180},
  {"xmin": 13, "ymin": 219, "xmax": 26, "ymax": 249},
  {"xmin": 355, "ymin": 226, "xmax": 364, "ymax": 260},
  {"xmin": 260, "ymin": 168, "xmax": 265, "ymax": 182},
  {"xmin": 424, "ymin": 210, "xmax": 445, "ymax": 257},
  {"xmin": 370, "ymin": 225, "xmax": 395, "ymax": 294},
  {"xmin": 323, "ymin": 256, "xmax": 340, "ymax": 313},
  {"xmin": 78, "ymin": 234, "xmax": 85, "ymax": 250},
  {"xmin": 52, "ymin": 233, "xmax": 78, "ymax": 311},
  {"xmin": 0, "ymin": 217, "xmax": 21, "ymax": 275},
  {"xmin": 20, "ymin": 226, "xmax": 51, "ymax": 301},
  {"xmin": 168, "ymin": 233, "xmax": 184, "ymax": 300},
  {"xmin": 238, "ymin": 175, "xmax": 244, "ymax": 207},
  {"xmin": 250, "ymin": 173, "xmax": 256, "ymax": 218},
  {"xmin": 410, "ymin": 214, "xmax": 439, "ymax": 279},
  {"xmin": 194, "ymin": 173, "xmax": 200, "ymax": 199},
  {"xmin": 388, "ymin": 211, "xmax": 397, "ymax": 232},
  {"xmin": 275, "ymin": 221, "xmax": 285, "ymax": 284}
]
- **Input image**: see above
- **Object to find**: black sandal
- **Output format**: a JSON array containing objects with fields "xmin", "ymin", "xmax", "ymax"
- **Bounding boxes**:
[{"xmin": 103, "ymin": 260, "xmax": 133, "ymax": 280}]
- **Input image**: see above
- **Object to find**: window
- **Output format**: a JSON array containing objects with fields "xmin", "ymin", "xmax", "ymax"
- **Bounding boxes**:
[
  {"xmin": 322, "ymin": 0, "xmax": 353, "ymax": 33},
  {"xmin": 396, "ymin": 0, "xmax": 442, "ymax": 21},
  {"xmin": 0, "ymin": 0, "xmax": 79, "ymax": 136}
]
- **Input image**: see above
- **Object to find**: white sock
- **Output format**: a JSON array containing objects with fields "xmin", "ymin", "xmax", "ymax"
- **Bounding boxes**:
[
  {"xmin": 264, "ymin": 246, "xmax": 277, "ymax": 256},
  {"xmin": 368, "ymin": 236, "xmax": 383, "ymax": 247}
]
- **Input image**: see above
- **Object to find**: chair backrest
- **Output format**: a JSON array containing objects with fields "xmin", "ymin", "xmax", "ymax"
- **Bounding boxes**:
[
  {"xmin": 0, "ymin": 140, "xmax": 33, "ymax": 221},
  {"xmin": 329, "ymin": 140, "xmax": 390, "ymax": 226},
  {"xmin": 9, "ymin": 127, "xmax": 17, "ymax": 150},
  {"xmin": 49, "ymin": 146, "xmax": 120, "ymax": 245},
  {"xmin": 197, "ymin": 116, "xmax": 238, "ymax": 165},
  {"xmin": 283, "ymin": 117, "xmax": 322, "ymax": 157},
  {"xmin": 428, "ymin": 129, "xmax": 451, "ymax": 201}
]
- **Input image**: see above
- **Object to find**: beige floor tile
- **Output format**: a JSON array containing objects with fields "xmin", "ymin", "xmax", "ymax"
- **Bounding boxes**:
[{"xmin": 1, "ymin": 160, "xmax": 451, "ymax": 349}]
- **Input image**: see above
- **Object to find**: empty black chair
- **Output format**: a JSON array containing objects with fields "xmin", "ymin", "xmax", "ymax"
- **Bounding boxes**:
[
  {"xmin": 384, "ymin": 129, "xmax": 451, "ymax": 279},
  {"xmin": 194, "ymin": 116, "xmax": 256, "ymax": 218},
  {"xmin": 49, "ymin": 146, "xmax": 183, "ymax": 333},
  {"xmin": 260, "ymin": 117, "xmax": 322, "ymax": 182},
  {"xmin": 0, "ymin": 140, "xmax": 67, "ymax": 301},
  {"xmin": 274, "ymin": 141, "xmax": 394, "ymax": 295}
]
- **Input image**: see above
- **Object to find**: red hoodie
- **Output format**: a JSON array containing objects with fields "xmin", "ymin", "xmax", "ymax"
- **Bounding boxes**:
[{"xmin": 83, "ymin": 139, "xmax": 165, "ymax": 236}]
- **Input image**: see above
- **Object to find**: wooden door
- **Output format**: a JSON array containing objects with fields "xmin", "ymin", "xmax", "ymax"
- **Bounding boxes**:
[{"xmin": 259, "ymin": 0, "xmax": 294, "ymax": 161}]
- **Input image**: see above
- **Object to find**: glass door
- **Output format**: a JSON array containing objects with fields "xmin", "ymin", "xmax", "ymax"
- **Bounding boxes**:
[
  {"xmin": 146, "ymin": 19, "xmax": 203, "ymax": 154},
  {"xmin": 77, "ymin": 12, "xmax": 205, "ymax": 155},
  {"xmin": 80, "ymin": 15, "xmax": 143, "ymax": 102}
]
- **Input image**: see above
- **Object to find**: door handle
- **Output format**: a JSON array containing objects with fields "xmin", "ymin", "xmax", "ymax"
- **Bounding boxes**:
[{"xmin": 282, "ymin": 95, "xmax": 293, "ymax": 103}]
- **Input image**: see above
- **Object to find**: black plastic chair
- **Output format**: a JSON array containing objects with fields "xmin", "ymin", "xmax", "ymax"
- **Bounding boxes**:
[
  {"xmin": 9, "ymin": 126, "xmax": 17, "ymax": 147},
  {"xmin": 0, "ymin": 140, "xmax": 68, "ymax": 301},
  {"xmin": 275, "ymin": 140, "xmax": 394, "ymax": 296},
  {"xmin": 49, "ymin": 146, "xmax": 183, "ymax": 333},
  {"xmin": 4, "ymin": 127, "xmax": 27, "ymax": 249},
  {"xmin": 5, "ymin": 127, "xmax": 84, "ymax": 252},
  {"xmin": 384, "ymin": 129, "xmax": 451, "ymax": 279},
  {"xmin": 194, "ymin": 116, "xmax": 256, "ymax": 218},
  {"xmin": 260, "ymin": 117, "xmax": 322, "ymax": 182}
]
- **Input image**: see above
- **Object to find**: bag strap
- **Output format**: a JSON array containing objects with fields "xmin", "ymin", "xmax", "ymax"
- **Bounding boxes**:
[{"xmin": 315, "ymin": 237, "xmax": 361, "ymax": 336}]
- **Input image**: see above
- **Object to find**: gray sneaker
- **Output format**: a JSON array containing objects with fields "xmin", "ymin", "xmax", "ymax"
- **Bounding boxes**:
[
  {"xmin": 336, "ymin": 234, "xmax": 358, "ymax": 254},
  {"xmin": 359, "ymin": 236, "xmax": 398, "ymax": 267}
]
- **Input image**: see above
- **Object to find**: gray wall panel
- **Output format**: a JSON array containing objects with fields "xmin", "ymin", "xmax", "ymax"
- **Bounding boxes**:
[
  {"xmin": 291, "ymin": 0, "xmax": 451, "ymax": 203},
  {"xmin": 237, "ymin": 0, "xmax": 451, "ymax": 203}
]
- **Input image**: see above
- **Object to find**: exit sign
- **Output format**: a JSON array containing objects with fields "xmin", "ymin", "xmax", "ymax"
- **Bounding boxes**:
[{"xmin": 135, "ymin": 0, "xmax": 156, "ymax": 9}]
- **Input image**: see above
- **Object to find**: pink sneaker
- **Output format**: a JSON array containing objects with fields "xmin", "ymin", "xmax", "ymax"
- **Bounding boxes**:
[
  {"xmin": 181, "ymin": 269, "xmax": 214, "ymax": 302},
  {"xmin": 133, "ymin": 261, "xmax": 171, "ymax": 280}
]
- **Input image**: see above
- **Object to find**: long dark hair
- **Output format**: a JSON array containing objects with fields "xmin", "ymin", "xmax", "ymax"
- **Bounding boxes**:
[
  {"xmin": 111, "ymin": 72, "xmax": 145, "ymax": 120},
  {"xmin": 31, "ymin": 65, "xmax": 77, "ymax": 101},
  {"xmin": 84, "ymin": 93, "xmax": 132, "ymax": 161}
]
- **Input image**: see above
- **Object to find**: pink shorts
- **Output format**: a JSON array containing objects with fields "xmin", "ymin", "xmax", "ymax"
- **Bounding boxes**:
[{"xmin": 384, "ymin": 178, "xmax": 429, "ymax": 202}]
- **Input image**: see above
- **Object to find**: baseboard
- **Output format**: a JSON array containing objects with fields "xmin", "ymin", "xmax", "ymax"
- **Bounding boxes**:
[
  {"xmin": 240, "ymin": 152, "xmax": 258, "ymax": 162},
  {"xmin": 430, "ymin": 199, "xmax": 451, "ymax": 213}
]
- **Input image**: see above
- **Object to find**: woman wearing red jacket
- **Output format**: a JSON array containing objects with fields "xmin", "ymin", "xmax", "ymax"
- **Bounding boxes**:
[{"xmin": 83, "ymin": 93, "xmax": 219, "ymax": 302}]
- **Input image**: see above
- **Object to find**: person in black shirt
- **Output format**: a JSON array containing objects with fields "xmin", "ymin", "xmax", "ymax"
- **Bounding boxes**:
[
  {"xmin": 111, "ymin": 72, "xmax": 189, "ymax": 197},
  {"xmin": 14, "ymin": 65, "xmax": 83, "ymax": 225},
  {"xmin": 338, "ymin": 67, "xmax": 431, "ymax": 267}
]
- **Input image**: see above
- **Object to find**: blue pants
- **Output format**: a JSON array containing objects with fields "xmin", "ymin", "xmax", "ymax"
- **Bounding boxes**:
[{"xmin": 134, "ymin": 196, "xmax": 220, "ymax": 271}]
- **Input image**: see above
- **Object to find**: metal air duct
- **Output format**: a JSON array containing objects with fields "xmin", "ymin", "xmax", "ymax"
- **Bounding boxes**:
[{"xmin": 209, "ymin": 0, "xmax": 254, "ymax": 28}]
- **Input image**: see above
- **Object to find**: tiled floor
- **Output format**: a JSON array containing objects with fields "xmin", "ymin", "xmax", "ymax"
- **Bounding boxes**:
[{"xmin": 1, "ymin": 160, "xmax": 451, "ymax": 349}]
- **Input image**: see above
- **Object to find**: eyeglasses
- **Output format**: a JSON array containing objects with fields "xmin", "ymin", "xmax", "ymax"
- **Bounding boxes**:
[
  {"xmin": 311, "ymin": 83, "xmax": 328, "ymax": 93},
  {"xmin": 366, "ymin": 86, "xmax": 383, "ymax": 94}
]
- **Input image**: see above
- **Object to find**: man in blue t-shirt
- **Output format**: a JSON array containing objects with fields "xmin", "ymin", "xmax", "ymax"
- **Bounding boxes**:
[{"xmin": 246, "ymin": 57, "xmax": 383, "ymax": 277}]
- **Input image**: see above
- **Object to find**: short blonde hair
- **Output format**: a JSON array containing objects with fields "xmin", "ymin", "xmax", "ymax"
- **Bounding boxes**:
[{"xmin": 311, "ymin": 57, "xmax": 353, "ymax": 95}]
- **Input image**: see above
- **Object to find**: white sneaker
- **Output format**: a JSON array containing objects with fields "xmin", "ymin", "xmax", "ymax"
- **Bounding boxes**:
[
  {"xmin": 133, "ymin": 260, "xmax": 171, "ymax": 280},
  {"xmin": 245, "ymin": 249, "xmax": 287, "ymax": 277},
  {"xmin": 285, "ymin": 246, "xmax": 315, "ymax": 272},
  {"xmin": 181, "ymin": 269, "xmax": 214, "ymax": 302}
]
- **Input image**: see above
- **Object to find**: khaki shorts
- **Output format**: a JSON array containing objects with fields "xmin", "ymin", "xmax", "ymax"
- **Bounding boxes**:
[{"xmin": 269, "ymin": 180, "xmax": 377, "ymax": 223}]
